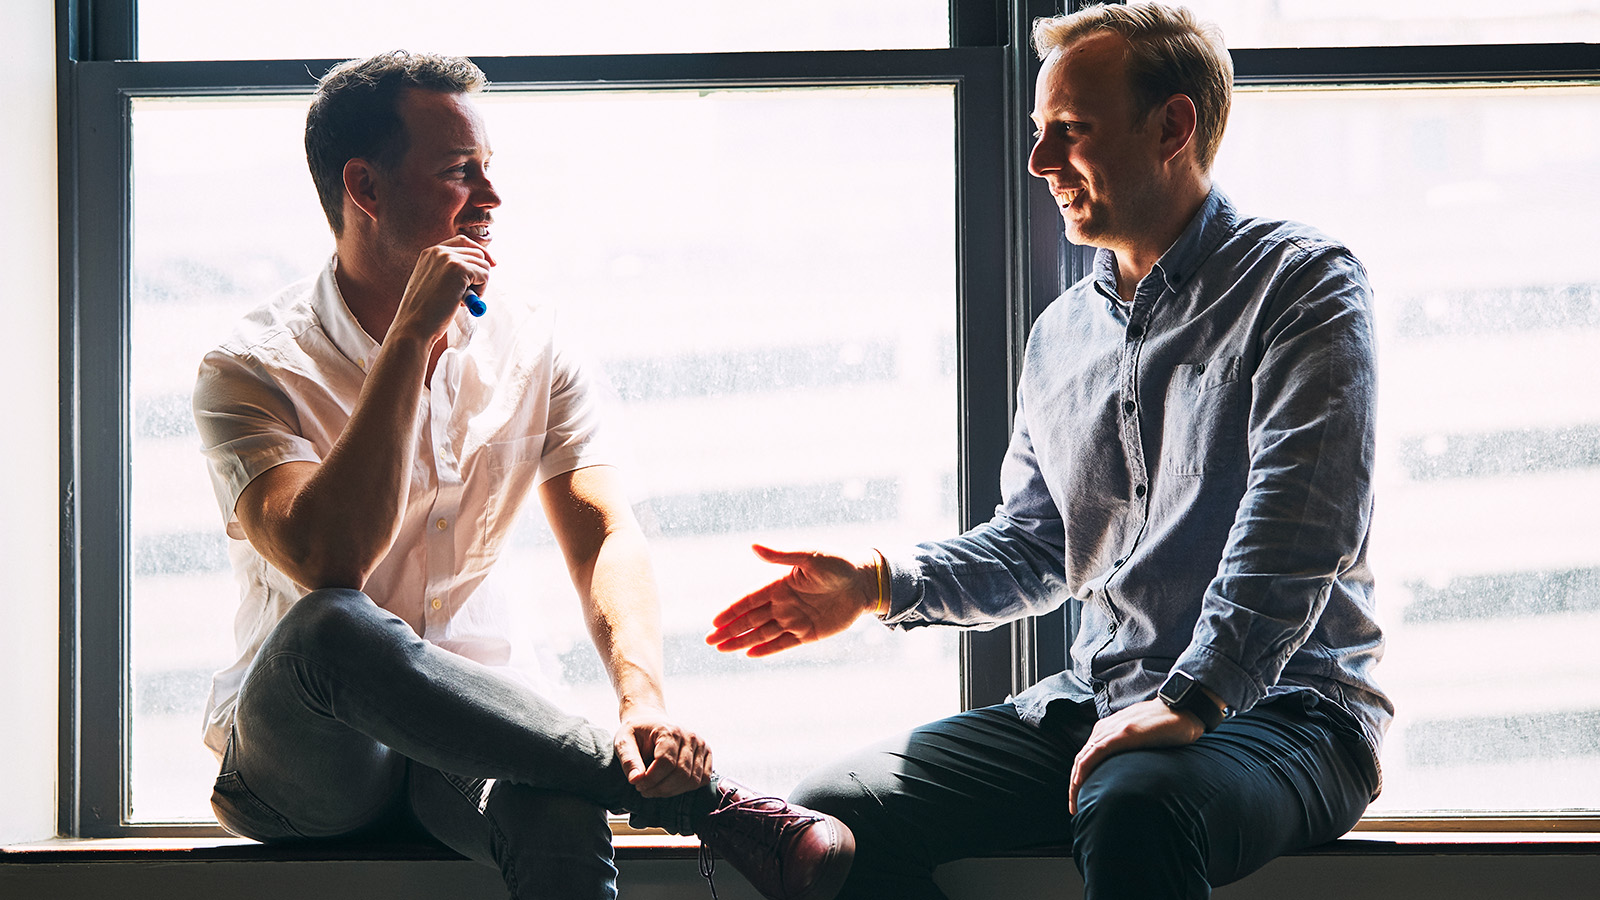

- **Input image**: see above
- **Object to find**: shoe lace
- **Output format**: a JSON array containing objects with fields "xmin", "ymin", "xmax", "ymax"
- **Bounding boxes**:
[
  {"xmin": 698, "ymin": 793, "xmax": 820, "ymax": 900},
  {"xmin": 699, "ymin": 839, "xmax": 719, "ymax": 900}
]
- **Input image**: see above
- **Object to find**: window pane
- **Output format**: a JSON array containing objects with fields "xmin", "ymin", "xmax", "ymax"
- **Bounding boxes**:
[
  {"xmin": 136, "ymin": 0, "xmax": 949, "ymax": 60},
  {"xmin": 130, "ymin": 100, "xmax": 332, "ymax": 822},
  {"xmin": 1212, "ymin": 83, "xmax": 1600, "ymax": 813},
  {"xmin": 1187, "ymin": 0, "xmax": 1600, "ymax": 47},
  {"xmin": 130, "ymin": 86, "xmax": 959, "ymax": 821}
]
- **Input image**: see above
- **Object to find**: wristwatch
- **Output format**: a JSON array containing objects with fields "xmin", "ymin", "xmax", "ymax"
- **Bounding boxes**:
[{"xmin": 1157, "ymin": 671, "xmax": 1225, "ymax": 732}]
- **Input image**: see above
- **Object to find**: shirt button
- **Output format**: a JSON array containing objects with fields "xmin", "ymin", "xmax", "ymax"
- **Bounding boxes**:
[
  {"xmin": 436, "ymin": 518, "xmax": 448, "ymax": 530},
  {"xmin": 1123, "ymin": 400, "xmax": 1136, "ymax": 414},
  {"xmin": 1128, "ymin": 325, "xmax": 1144, "ymax": 339},
  {"xmin": 1135, "ymin": 484, "xmax": 1147, "ymax": 498},
  {"xmin": 1114, "ymin": 557, "xmax": 1126, "ymax": 567},
  {"xmin": 431, "ymin": 597, "xmax": 442, "ymax": 610}
]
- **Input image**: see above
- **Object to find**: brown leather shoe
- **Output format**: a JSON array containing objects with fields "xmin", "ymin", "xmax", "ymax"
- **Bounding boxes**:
[{"xmin": 696, "ymin": 778, "xmax": 856, "ymax": 900}]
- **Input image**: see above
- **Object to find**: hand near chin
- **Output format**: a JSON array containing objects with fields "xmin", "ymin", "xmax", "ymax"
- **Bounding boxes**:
[
  {"xmin": 705, "ymin": 544, "xmax": 880, "ymax": 657},
  {"xmin": 392, "ymin": 237, "xmax": 497, "ymax": 341}
]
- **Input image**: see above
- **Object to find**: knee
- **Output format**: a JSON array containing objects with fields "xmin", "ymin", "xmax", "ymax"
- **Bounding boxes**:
[
  {"xmin": 792, "ymin": 762, "xmax": 875, "ymax": 825},
  {"xmin": 267, "ymin": 588, "xmax": 383, "ymax": 658},
  {"xmin": 1072, "ymin": 762, "xmax": 1212, "ymax": 897},
  {"xmin": 1073, "ymin": 764, "xmax": 1199, "ymax": 858}
]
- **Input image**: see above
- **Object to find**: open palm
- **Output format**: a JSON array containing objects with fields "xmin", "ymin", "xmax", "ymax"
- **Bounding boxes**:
[{"xmin": 705, "ymin": 544, "xmax": 878, "ymax": 657}]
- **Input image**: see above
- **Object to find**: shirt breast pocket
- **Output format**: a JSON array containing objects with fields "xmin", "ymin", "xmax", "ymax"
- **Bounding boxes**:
[
  {"xmin": 1162, "ymin": 355, "xmax": 1246, "ymax": 477},
  {"xmin": 479, "ymin": 433, "xmax": 547, "ymax": 552}
]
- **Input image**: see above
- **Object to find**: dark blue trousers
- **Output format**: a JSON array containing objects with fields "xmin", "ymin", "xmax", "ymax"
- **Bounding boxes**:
[{"xmin": 792, "ymin": 695, "xmax": 1377, "ymax": 899}]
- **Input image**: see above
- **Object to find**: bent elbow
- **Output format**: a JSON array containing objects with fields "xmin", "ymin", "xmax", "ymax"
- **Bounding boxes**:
[{"xmin": 271, "ymin": 539, "xmax": 381, "ymax": 592}]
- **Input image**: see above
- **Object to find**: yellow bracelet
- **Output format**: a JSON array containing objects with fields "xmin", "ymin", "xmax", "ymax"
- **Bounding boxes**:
[{"xmin": 872, "ymin": 549, "xmax": 890, "ymax": 619}]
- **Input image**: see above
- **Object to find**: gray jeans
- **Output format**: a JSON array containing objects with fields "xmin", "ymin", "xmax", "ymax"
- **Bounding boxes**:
[{"xmin": 211, "ymin": 588, "xmax": 702, "ymax": 900}]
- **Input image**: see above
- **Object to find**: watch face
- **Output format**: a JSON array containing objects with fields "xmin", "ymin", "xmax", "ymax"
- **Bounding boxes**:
[{"xmin": 1160, "ymin": 672, "xmax": 1194, "ymax": 703}]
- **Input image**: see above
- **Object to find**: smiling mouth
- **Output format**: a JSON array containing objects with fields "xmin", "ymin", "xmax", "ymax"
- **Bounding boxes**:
[{"xmin": 458, "ymin": 223, "xmax": 492, "ymax": 241}]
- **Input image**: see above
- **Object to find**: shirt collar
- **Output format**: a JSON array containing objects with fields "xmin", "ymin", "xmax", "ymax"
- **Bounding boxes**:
[
  {"xmin": 314, "ymin": 255, "xmax": 479, "ymax": 373},
  {"xmin": 314, "ymin": 256, "xmax": 380, "ymax": 371},
  {"xmin": 1089, "ymin": 186, "xmax": 1236, "ymax": 305},
  {"xmin": 1150, "ymin": 186, "xmax": 1234, "ymax": 293}
]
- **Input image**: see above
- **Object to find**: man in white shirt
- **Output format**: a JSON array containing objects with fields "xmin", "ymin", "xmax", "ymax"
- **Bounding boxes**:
[{"xmin": 193, "ymin": 50, "xmax": 852, "ymax": 900}]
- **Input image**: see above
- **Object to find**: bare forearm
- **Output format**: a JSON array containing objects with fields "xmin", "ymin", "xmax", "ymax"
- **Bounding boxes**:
[
  {"xmin": 579, "ymin": 525, "xmax": 669, "ymax": 714},
  {"xmin": 258, "ymin": 331, "xmax": 433, "ymax": 587}
]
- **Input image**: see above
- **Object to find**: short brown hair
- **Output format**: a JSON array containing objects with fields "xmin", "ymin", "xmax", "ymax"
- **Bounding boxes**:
[
  {"xmin": 304, "ymin": 50, "xmax": 488, "ymax": 234},
  {"xmin": 1033, "ymin": 2, "xmax": 1232, "ymax": 171}
]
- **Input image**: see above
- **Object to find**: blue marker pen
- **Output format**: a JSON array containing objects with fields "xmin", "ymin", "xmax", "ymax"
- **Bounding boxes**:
[{"xmin": 464, "ymin": 289, "xmax": 487, "ymax": 317}]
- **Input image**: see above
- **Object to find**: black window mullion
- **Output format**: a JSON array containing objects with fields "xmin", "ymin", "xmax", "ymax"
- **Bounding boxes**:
[
  {"xmin": 66, "ymin": 0, "xmax": 137, "ymax": 62},
  {"xmin": 950, "ymin": 0, "xmax": 1006, "ymax": 48},
  {"xmin": 959, "ymin": 0, "xmax": 1067, "ymax": 708},
  {"xmin": 69, "ymin": 59, "xmax": 136, "ymax": 838},
  {"xmin": 1234, "ymin": 42, "xmax": 1600, "ymax": 85},
  {"xmin": 56, "ymin": 0, "xmax": 80, "ymax": 841},
  {"xmin": 954, "ymin": 35, "xmax": 1016, "ymax": 710}
]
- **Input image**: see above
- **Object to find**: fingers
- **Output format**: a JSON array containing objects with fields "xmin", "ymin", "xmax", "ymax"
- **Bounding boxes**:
[
  {"xmin": 709, "ymin": 543, "xmax": 877, "ymax": 656},
  {"xmin": 1066, "ymin": 700, "xmax": 1208, "ymax": 814},
  {"xmin": 624, "ymin": 722, "xmax": 712, "ymax": 799},
  {"xmin": 444, "ymin": 233, "xmax": 498, "ymax": 268},
  {"xmin": 745, "ymin": 632, "xmax": 803, "ymax": 658},
  {"xmin": 708, "ymin": 605, "xmax": 814, "ymax": 657},
  {"xmin": 750, "ymin": 543, "xmax": 819, "ymax": 566},
  {"xmin": 709, "ymin": 586, "xmax": 777, "ymax": 630},
  {"xmin": 1068, "ymin": 731, "xmax": 1115, "ymax": 814},
  {"xmin": 614, "ymin": 731, "xmax": 648, "ymax": 786},
  {"xmin": 411, "ymin": 240, "xmax": 495, "ymax": 302},
  {"xmin": 706, "ymin": 545, "xmax": 815, "ymax": 634},
  {"xmin": 708, "ymin": 607, "xmax": 784, "ymax": 653}
]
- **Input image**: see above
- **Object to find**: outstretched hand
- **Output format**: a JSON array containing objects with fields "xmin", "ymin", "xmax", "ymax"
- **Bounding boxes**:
[{"xmin": 705, "ymin": 544, "xmax": 880, "ymax": 657}]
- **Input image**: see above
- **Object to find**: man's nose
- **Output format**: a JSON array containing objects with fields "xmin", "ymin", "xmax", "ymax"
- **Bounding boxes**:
[
  {"xmin": 1028, "ymin": 137, "xmax": 1057, "ymax": 179},
  {"xmin": 474, "ymin": 177, "xmax": 501, "ymax": 208}
]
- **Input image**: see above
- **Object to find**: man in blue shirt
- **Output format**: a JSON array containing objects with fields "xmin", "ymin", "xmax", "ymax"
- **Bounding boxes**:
[{"xmin": 707, "ymin": 4, "xmax": 1390, "ymax": 898}]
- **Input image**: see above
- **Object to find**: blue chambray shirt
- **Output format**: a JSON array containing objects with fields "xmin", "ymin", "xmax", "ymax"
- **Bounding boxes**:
[{"xmin": 883, "ymin": 188, "xmax": 1391, "ymax": 787}]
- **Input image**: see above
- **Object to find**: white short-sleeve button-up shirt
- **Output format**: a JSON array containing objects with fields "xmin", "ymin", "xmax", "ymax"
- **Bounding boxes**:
[{"xmin": 192, "ymin": 258, "xmax": 614, "ymax": 757}]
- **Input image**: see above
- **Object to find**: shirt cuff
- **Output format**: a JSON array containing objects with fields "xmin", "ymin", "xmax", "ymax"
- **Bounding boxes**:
[
  {"xmin": 876, "ymin": 545, "xmax": 925, "ymax": 625},
  {"xmin": 1171, "ymin": 643, "xmax": 1264, "ymax": 715}
]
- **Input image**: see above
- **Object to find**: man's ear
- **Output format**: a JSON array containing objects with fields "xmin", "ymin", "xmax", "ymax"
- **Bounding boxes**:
[
  {"xmin": 343, "ymin": 158, "xmax": 382, "ymax": 226},
  {"xmin": 1157, "ymin": 93, "xmax": 1199, "ymax": 166}
]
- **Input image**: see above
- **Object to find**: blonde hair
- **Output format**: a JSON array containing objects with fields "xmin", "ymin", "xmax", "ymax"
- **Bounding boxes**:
[{"xmin": 1033, "ymin": 2, "xmax": 1232, "ymax": 171}]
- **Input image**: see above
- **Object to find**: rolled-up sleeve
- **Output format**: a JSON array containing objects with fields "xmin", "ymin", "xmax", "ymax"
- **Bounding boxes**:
[
  {"xmin": 193, "ymin": 349, "xmax": 321, "ymax": 537},
  {"xmin": 535, "ymin": 324, "xmax": 616, "ymax": 484}
]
